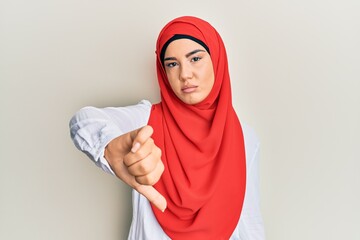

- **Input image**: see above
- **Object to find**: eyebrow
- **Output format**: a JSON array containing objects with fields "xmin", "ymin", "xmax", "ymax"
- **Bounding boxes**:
[{"xmin": 163, "ymin": 49, "xmax": 206, "ymax": 61}]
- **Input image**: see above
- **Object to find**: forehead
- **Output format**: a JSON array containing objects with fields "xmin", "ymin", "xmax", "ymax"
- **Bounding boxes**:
[{"xmin": 164, "ymin": 39, "xmax": 206, "ymax": 57}]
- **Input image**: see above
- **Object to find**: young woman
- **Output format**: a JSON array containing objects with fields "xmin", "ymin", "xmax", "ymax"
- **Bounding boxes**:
[{"xmin": 70, "ymin": 16, "xmax": 265, "ymax": 239}]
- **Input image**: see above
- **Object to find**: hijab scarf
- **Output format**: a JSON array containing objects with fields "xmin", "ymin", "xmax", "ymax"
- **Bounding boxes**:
[{"xmin": 148, "ymin": 16, "xmax": 246, "ymax": 239}]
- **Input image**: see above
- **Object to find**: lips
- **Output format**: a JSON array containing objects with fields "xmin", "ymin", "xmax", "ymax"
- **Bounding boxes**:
[{"xmin": 182, "ymin": 85, "xmax": 198, "ymax": 93}]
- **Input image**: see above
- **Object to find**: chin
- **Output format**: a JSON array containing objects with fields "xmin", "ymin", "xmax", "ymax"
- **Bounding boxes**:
[
  {"xmin": 186, "ymin": 99, "xmax": 201, "ymax": 105},
  {"xmin": 178, "ymin": 94, "xmax": 203, "ymax": 105}
]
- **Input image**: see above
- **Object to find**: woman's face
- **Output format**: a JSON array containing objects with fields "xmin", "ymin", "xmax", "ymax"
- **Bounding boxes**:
[{"xmin": 163, "ymin": 39, "xmax": 214, "ymax": 105}]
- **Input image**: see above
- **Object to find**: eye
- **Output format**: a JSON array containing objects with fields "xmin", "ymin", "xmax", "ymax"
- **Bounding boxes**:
[
  {"xmin": 166, "ymin": 62, "xmax": 178, "ymax": 68},
  {"xmin": 191, "ymin": 56, "xmax": 201, "ymax": 62}
]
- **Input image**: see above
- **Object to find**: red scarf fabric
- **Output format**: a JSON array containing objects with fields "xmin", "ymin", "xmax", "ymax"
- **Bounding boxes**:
[{"xmin": 147, "ymin": 16, "xmax": 246, "ymax": 239}]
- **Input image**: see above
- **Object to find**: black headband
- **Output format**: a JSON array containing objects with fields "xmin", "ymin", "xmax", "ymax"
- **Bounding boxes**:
[{"xmin": 160, "ymin": 34, "xmax": 210, "ymax": 65}]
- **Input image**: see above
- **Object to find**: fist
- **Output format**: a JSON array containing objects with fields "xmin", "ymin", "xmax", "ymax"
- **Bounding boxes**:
[
  {"xmin": 124, "ymin": 126, "xmax": 164, "ymax": 185},
  {"xmin": 104, "ymin": 125, "xmax": 166, "ymax": 212}
]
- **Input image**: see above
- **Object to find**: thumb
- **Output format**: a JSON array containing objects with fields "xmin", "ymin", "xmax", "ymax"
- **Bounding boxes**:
[
  {"xmin": 134, "ymin": 184, "xmax": 167, "ymax": 212},
  {"xmin": 125, "ymin": 125, "xmax": 166, "ymax": 211},
  {"xmin": 114, "ymin": 160, "xmax": 167, "ymax": 212}
]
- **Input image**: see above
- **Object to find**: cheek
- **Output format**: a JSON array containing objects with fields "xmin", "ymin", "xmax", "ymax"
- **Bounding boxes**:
[
  {"xmin": 165, "ymin": 71, "xmax": 174, "ymax": 85},
  {"xmin": 204, "ymin": 64, "xmax": 215, "ymax": 89},
  {"xmin": 166, "ymin": 72, "xmax": 180, "ymax": 93}
]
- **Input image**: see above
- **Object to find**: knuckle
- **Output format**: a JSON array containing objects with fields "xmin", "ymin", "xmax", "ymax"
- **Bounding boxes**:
[
  {"xmin": 137, "ymin": 175, "xmax": 155, "ymax": 185},
  {"xmin": 138, "ymin": 162, "xmax": 150, "ymax": 175},
  {"xmin": 135, "ymin": 149, "xmax": 147, "ymax": 160},
  {"xmin": 159, "ymin": 161, "xmax": 165, "ymax": 174},
  {"xmin": 155, "ymin": 147, "xmax": 162, "ymax": 157},
  {"xmin": 147, "ymin": 176, "xmax": 156, "ymax": 185},
  {"xmin": 152, "ymin": 172, "xmax": 161, "ymax": 184},
  {"xmin": 147, "ymin": 138, "xmax": 154, "ymax": 145},
  {"xmin": 145, "ymin": 125, "xmax": 154, "ymax": 135}
]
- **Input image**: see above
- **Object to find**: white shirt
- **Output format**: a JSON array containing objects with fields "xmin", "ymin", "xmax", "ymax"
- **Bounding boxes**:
[{"xmin": 69, "ymin": 100, "xmax": 265, "ymax": 240}]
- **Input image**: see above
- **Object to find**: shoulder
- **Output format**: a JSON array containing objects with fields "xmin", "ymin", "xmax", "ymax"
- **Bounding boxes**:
[
  {"xmin": 100, "ymin": 99, "xmax": 152, "ymax": 124},
  {"xmin": 70, "ymin": 100, "xmax": 152, "ymax": 121},
  {"xmin": 105, "ymin": 99, "xmax": 152, "ymax": 114},
  {"xmin": 134, "ymin": 99, "xmax": 152, "ymax": 111},
  {"xmin": 131, "ymin": 99, "xmax": 152, "ymax": 122},
  {"xmin": 104, "ymin": 99, "xmax": 153, "ymax": 129},
  {"xmin": 69, "ymin": 100, "xmax": 154, "ymax": 136}
]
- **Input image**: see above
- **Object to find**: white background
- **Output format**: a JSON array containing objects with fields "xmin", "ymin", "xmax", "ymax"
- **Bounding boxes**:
[{"xmin": 1, "ymin": 0, "xmax": 359, "ymax": 239}]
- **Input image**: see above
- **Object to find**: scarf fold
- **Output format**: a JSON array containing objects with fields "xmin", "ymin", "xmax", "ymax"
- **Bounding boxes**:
[{"xmin": 147, "ymin": 16, "xmax": 246, "ymax": 239}]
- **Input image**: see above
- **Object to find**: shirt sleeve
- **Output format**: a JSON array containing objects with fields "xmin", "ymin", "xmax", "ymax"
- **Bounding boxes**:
[
  {"xmin": 69, "ymin": 99, "xmax": 152, "ymax": 175},
  {"xmin": 240, "ymin": 143, "xmax": 266, "ymax": 239},
  {"xmin": 233, "ymin": 124, "xmax": 266, "ymax": 240}
]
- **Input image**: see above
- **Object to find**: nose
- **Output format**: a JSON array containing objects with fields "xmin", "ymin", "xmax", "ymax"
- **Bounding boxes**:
[{"xmin": 179, "ymin": 63, "xmax": 193, "ymax": 81}]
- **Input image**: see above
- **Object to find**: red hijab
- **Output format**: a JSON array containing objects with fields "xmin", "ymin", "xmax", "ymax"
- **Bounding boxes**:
[{"xmin": 148, "ymin": 16, "xmax": 246, "ymax": 239}]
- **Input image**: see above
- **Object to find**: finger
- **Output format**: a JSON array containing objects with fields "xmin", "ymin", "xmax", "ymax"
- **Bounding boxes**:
[
  {"xmin": 130, "ymin": 125, "xmax": 154, "ymax": 153},
  {"xmin": 135, "ymin": 160, "xmax": 164, "ymax": 185},
  {"xmin": 114, "ymin": 163, "xmax": 167, "ymax": 212},
  {"xmin": 126, "ymin": 143, "xmax": 161, "ymax": 175},
  {"xmin": 134, "ymin": 184, "xmax": 167, "ymax": 212},
  {"xmin": 127, "ymin": 155, "xmax": 156, "ymax": 176},
  {"xmin": 123, "ymin": 138, "xmax": 154, "ymax": 167}
]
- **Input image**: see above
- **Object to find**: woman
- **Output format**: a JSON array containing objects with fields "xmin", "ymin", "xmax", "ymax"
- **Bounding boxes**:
[{"xmin": 70, "ymin": 16, "xmax": 265, "ymax": 239}]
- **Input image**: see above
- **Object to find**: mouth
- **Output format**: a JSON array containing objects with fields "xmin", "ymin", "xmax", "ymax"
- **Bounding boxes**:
[{"xmin": 182, "ymin": 85, "xmax": 198, "ymax": 93}]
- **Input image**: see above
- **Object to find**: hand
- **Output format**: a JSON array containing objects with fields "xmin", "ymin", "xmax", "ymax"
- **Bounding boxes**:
[{"xmin": 104, "ymin": 125, "xmax": 166, "ymax": 212}]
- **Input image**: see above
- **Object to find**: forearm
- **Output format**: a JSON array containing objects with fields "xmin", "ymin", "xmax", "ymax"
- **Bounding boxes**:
[{"xmin": 69, "ymin": 100, "xmax": 151, "ymax": 173}]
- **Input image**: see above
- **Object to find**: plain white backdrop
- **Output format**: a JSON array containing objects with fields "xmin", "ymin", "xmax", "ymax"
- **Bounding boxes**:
[{"xmin": 1, "ymin": 0, "xmax": 359, "ymax": 239}]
